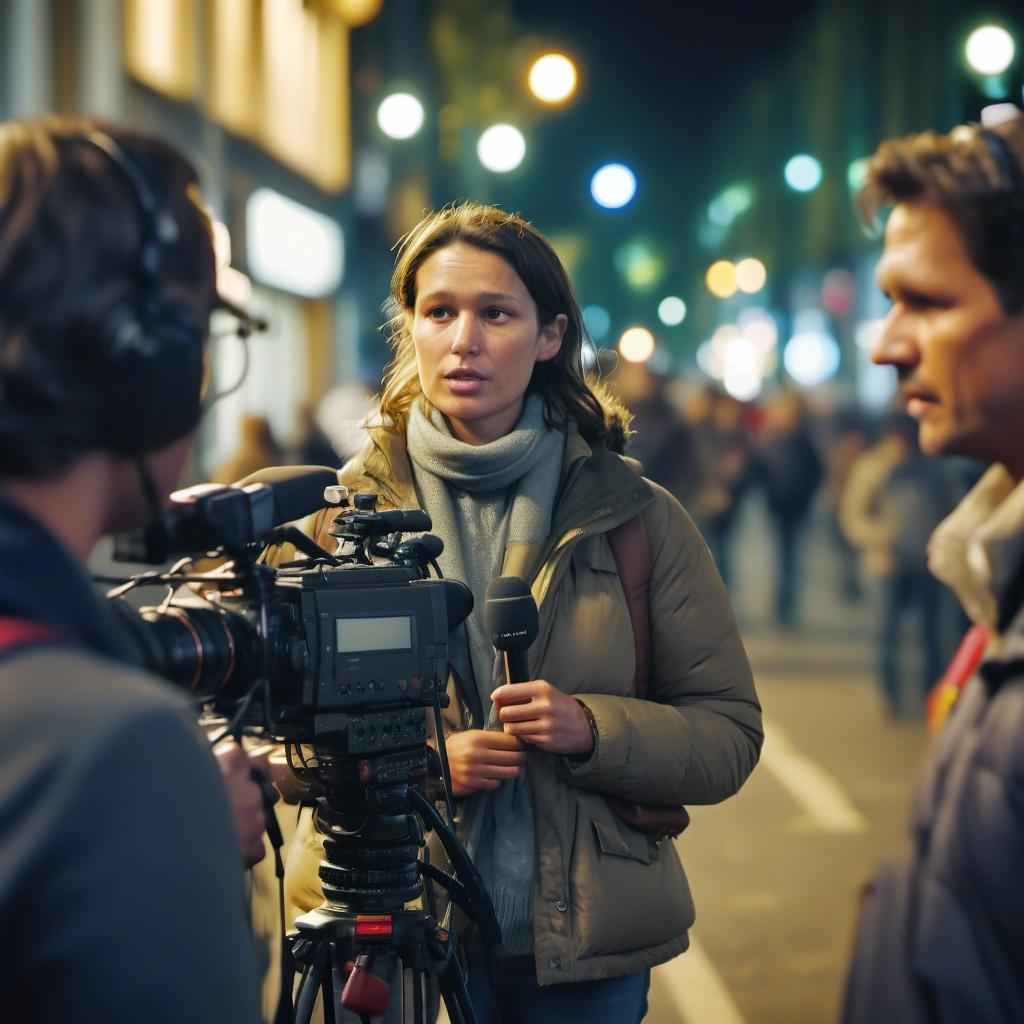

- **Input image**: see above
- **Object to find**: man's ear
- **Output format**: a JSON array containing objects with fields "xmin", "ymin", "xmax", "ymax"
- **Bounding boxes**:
[{"xmin": 537, "ymin": 313, "xmax": 567, "ymax": 362}]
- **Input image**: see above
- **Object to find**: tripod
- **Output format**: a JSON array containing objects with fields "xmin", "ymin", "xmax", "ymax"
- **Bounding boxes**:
[{"xmin": 288, "ymin": 751, "xmax": 499, "ymax": 1024}]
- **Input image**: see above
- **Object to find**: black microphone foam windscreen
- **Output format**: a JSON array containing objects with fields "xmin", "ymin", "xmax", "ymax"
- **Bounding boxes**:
[
  {"xmin": 235, "ymin": 465, "xmax": 338, "ymax": 533},
  {"xmin": 484, "ymin": 576, "xmax": 539, "ymax": 651}
]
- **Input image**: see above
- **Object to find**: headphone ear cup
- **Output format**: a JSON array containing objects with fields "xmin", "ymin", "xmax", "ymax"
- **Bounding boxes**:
[{"xmin": 97, "ymin": 297, "xmax": 205, "ymax": 455}]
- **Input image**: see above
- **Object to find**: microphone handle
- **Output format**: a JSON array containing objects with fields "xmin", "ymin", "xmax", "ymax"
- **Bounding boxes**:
[{"xmin": 502, "ymin": 648, "xmax": 530, "ymax": 685}]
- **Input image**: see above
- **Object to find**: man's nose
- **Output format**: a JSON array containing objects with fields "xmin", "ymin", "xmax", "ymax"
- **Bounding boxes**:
[{"xmin": 871, "ymin": 313, "xmax": 918, "ymax": 367}]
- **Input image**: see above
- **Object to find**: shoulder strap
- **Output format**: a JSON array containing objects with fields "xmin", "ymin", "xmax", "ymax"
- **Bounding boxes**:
[
  {"xmin": 607, "ymin": 515, "xmax": 652, "ymax": 698},
  {"xmin": 0, "ymin": 617, "xmax": 65, "ymax": 662}
]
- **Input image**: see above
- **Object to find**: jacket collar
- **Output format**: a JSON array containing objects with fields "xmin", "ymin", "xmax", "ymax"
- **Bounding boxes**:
[
  {"xmin": 928, "ymin": 464, "xmax": 1024, "ymax": 633},
  {"xmin": 0, "ymin": 496, "xmax": 130, "ymax": 659}
]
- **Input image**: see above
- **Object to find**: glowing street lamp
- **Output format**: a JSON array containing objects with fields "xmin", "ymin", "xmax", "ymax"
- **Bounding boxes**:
[
  {"xmin": 784, "ymin": 154, "xmax": 823, "ymax": 192},
  {"xmin": 706, "ymin": 260, "xmax": 737, "ymax": 299},
  {"xmin": 377, "ymin": 93, "xmax": 424, "ymax": 139},
  {"xmin": 591, "ymin": 164, "xmax": 637, "ymax": 209},
  {"xmin": 735, "ymin": 258, "xmax": 767, "ymax": 295},
  {"xmin": 618, "ymin": 327, "xmax": 655, "ymax": 363},
  {"xmin": 658, "ymin": 296, "xmax": 687, "ymax": 326},
  {"xmin": 528, "ymin": 53, "xmax": 578, "ymax": 104},
  {"xmin": 477, "ymin": 124, "xmax": 526, "ymax": 173},
  {"xmin": 966, "ymin": 25, "xmax": 1016, "ymax": 75}
]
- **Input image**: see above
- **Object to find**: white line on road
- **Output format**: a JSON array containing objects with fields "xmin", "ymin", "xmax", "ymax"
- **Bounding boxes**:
[
  {"xmin": 651, "ymin": 932, "xmax": 746, "ymax": 1024},
  {"xmin": 760, "ymin": 717, "xmax": 868, "ymax": 834}
]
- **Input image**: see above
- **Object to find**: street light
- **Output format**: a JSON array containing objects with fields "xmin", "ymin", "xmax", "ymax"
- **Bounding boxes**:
[
  {"xmin": 591, "ymin": 164, "xmax": 637, "ymax": 209},
  {"xmin": 377, "ymin": 93, "xmax": 424, "ymax": 139},
  {"xmin": 735, "ymin": 258, "xmax": 766, "ymax": 294},
  {"xmin": 658, "ymin": 296, "xmax": 687, "ymax": 326},
  {"xmin": 784, "ymin": 154, "xmax": 823, "ymax": 192},
  {"xmin": 966, "ymin": 25, "xmax": 1016, "ymax": 75},
  {"xmin": 705, "ymin": 260, "xmax": 738, "ymax": 299},
  {"xmin": 528, "ymin": 53, "xmax": 578, "ymax": 104},
  {"xmin": 477, "ymin": 124, "xmax": 526, "ymax": 173},
  {"xmin": 618, "ymin": 327, "xmax": 655, "ymax": 363}
]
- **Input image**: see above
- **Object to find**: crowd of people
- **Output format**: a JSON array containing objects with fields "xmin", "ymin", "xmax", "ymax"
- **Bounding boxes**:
[{"xmin": 2, "ymin": 107, "xmax": 1023, "ymax": 1024}]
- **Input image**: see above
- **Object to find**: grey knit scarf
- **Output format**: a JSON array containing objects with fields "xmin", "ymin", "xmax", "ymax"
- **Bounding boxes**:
[{"xmin": 406, "ymin": 395, "xmax": 565, "ymax": 954}]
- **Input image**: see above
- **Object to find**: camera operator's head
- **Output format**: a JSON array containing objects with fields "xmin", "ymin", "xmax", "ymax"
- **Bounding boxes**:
[
  {"xmin": 0, "ymin": 117, "xmax": 217, "ymax": 538},
  {"xmin": 859, "ymin": 111, "xmax": 1024, "ymax": 476}
]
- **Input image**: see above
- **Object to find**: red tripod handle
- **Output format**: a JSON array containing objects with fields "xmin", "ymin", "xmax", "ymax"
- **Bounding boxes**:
[{"xmin": 341, "ymin": 956, "xmax": 391, "ymax": 1016}]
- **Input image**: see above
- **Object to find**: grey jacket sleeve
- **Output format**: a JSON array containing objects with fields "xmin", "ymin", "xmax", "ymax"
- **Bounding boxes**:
[
  {"xmin": 25, "ymin": 686, "xmax": 261, "ymax": 1023},
  {"xmin": 566, "ymin": 483, "xmax": 763, "ymax": 805}
]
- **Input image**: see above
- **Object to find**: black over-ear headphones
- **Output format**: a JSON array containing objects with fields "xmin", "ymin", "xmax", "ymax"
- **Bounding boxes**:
[{"xmin": 72, "ymin": 131, "xmax": 207, "ymax": 456}]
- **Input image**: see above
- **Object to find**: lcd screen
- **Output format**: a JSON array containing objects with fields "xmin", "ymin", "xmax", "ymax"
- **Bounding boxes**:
[{"xmin": 336, "ymin": 615, "xmax": 412, "ymax": 653}]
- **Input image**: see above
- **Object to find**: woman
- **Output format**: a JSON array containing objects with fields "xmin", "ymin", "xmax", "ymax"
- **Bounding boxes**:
[{"xmin": 282, "ymin": 202, "xmax": 762, "ymax": 1022}]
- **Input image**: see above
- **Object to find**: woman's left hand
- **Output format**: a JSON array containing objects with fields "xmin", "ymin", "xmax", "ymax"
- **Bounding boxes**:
[{"xmin": 492, "ymin": 681, "xmax": 594, "ymax": 756}]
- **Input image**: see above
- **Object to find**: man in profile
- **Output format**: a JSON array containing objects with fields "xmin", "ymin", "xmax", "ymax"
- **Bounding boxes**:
[
  {"xmin": 0, "ymin": 119, "xmax": 261, "ymax": 1021},
  {"xmin": 843, "ymin": 110, "xmax": 1024, "ymax": 1021}
]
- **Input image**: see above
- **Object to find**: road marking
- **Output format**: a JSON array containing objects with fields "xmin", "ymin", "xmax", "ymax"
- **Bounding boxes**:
[
  {"xmin": 760, "ymin": 717, "xmax": 868, "ymax": 834},
  {"xmin": 652, "ymin": 932, "xmax": 746, "ymax": 1024}
]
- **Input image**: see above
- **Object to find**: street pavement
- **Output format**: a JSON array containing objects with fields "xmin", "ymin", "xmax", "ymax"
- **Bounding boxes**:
[{"xmin": 645, "ymin": 499, "xmax": 931, "ymax": 1023}]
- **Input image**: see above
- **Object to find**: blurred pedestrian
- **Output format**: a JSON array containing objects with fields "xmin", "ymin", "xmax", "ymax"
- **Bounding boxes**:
[
  {"xmin": 842, "ymin": 110, "xmax": 1024, "ymax": 1023},
  {"xmin": 697, "ymin": 389, "xmax": 753, "ymax": 586},
  {"xmin": 840, "ymin": 414, "xmax": 960, "ymax": 715},
  {"xmin": 607, "ymin": 361, "xmax": 704, "ymax": 511},
  {"xmin": 822, "ymin": 410, "xmax": 869, "ymax": 601},
  {"xmin": 212, "ymin": 413, "xmax": 284, "ymax": 483},
  {"xmin": 751, "ymin": 390, "xmax": 823, "ymax": 627}
]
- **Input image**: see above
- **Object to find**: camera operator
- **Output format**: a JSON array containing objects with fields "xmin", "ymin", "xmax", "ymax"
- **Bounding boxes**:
[
  {"xmin": 0, "ymin": 118, "xmax": 260, "ymax": 1022},
  {"xmin": 843, "ymin": 109, "xmax": 1024, "ymax": 1021}
]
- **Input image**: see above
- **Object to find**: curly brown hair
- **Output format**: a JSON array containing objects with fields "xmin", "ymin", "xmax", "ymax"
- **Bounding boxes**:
[
  {"xmin": 857, "ymin": 115, "xmax": 1024, "ymax": 313},
  {"xmin": 377, "ymin": 201, "xmax": 627, "ymax": 446}
]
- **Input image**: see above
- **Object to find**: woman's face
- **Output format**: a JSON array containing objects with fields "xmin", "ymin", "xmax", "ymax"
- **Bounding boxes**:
[{"xmin": 410, "ymin": 242, "xmax": 565, "ymax": 445}]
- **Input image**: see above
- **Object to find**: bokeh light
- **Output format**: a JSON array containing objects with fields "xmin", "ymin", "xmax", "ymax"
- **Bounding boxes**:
[
  {"xmin": 477, "ymin": 124, "xmax": 526, "ymax": 172},
  {"xmin": 614, "ymin": 241, "xmax": 662, "ymax": 290},
  {"xmin": 822, "ymin": 268, "xmax": 856, "ymax": 316},
  {"xmin": 965, "ymin": 25, "xmax": 1015, "ymax": 75},
  {"xmin": 528, "ymin": 53, "xmax": 578, "ymax": 103},
  {"xmin": 591, "ymin": 163, "xmax": 637, "ymax": 209},
  {"xmin": 658, "ymin": 296, "xmax": 687, "ymax": 326},
  {"xmin": 783, "ymin": 330, "xmax": 841, "ymax": 387},
  {"xmin": 706, "ymin": 260, "xmax": 738, "ymax": 298},
  {"xmin": 847, "ymin": 157, "xmax": 870, "ymax": 191},
  {"xmin": 583, "ymin": 304, "xmax": 612, "ymax": 341},
  {"xmin": 618, "ymin": 327, "xmax": 656, "ymax": 363},
  {"xmin": 735, "ymin": 257, "xmax": 767, "ymax": 294},
  {"xmin": 784, "ymin": 154, "xmax": 823, "ymax": 192},
  {"xmin": 376, "ymin": 93, "xmax": 424, "ymax": 139}
]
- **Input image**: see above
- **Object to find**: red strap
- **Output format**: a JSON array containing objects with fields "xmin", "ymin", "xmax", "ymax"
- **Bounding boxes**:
[
  {"xmin": 0, "ymin": 617, "xmax": 65, "ymax": 654},
  {"xmin": 607, "ymin": 516, "xmax": 652, "ymax": 698}
]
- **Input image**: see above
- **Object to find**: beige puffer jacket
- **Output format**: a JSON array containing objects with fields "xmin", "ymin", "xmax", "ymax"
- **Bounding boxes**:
[{"xmin": 278, "ymin": 419, "xmax": 762, "ymax": 985}]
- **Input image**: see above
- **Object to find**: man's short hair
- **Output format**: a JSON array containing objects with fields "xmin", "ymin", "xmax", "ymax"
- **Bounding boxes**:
[
  {"xmin": 0, "ymin": 117, "xmax": 215, "ymax": 480},
  {"xmin": 858, "ymin": 114, "xmax": 1024, "ymax": 314}
]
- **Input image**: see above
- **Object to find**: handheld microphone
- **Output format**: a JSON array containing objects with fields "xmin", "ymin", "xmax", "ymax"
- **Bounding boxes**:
[{"xmin": 484, "ymin": 576, "xmax": 539, "ymax": 684}]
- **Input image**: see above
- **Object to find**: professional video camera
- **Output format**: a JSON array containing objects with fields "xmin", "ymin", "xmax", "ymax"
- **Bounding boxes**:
[{"xmin": 101, "ymin": 467, "xmax": 496, "ymax": 1023}]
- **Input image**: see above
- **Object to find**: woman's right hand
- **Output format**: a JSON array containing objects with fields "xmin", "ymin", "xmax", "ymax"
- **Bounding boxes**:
[{"xmin": 443, "ymin": 729, "xmax": 527, "ymax": 797}]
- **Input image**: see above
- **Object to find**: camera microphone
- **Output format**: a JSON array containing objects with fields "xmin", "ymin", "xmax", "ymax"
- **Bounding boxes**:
[
  {"xmin": 484, "ymin": 576, "xmax": 539, "ymax": 684},
  {"xmin": 113, "ymin": 466, "xmax": 339, "ymax": 563}
]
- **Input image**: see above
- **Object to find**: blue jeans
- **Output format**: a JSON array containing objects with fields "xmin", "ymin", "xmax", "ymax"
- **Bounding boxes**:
[{"xmin": 464, "ymin": 954, "xmax": 650, "ymax": 1024}]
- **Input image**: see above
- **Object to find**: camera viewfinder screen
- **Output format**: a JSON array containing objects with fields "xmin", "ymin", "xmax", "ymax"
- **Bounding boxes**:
[{"xmin": 336, "ymin": 615, "xmax": 412, "ymax": 653}]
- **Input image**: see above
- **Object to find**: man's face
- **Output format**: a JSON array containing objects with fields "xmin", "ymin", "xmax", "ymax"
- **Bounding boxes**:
[{"xmin": 872, "ymin": 201, "xmax": 1024, "ymax": 471}]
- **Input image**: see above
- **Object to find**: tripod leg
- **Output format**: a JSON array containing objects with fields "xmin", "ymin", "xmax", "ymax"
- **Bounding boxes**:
[
  {"xmin": 438, "ymin": 954, "xmax": 476, "ymax": 1024},
  {"xmin": 295, "ymin": 953, "xmax": 324, "ymax": 1024}
]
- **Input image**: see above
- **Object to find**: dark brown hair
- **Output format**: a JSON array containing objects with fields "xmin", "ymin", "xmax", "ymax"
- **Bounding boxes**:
[
  {"xmin": 0, "ymin": 117, "xmax": 215, "ymax": 478},
  {"xmin": 858, "ymin": 116, "xmax": 1024, "ymax": 313},
  {"xmin": 378, "ymin": 201, "xmax": 625, "ymax": 443}
]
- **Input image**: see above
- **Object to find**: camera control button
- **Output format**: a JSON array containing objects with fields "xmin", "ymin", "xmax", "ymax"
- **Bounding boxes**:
[
  {"xmin": 555, "ymin": 900, "xmax": 567, "ymax": 913},
  {"xmin": 548, "ymin": 958, "xmax": 561, "ymax": 970}
]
